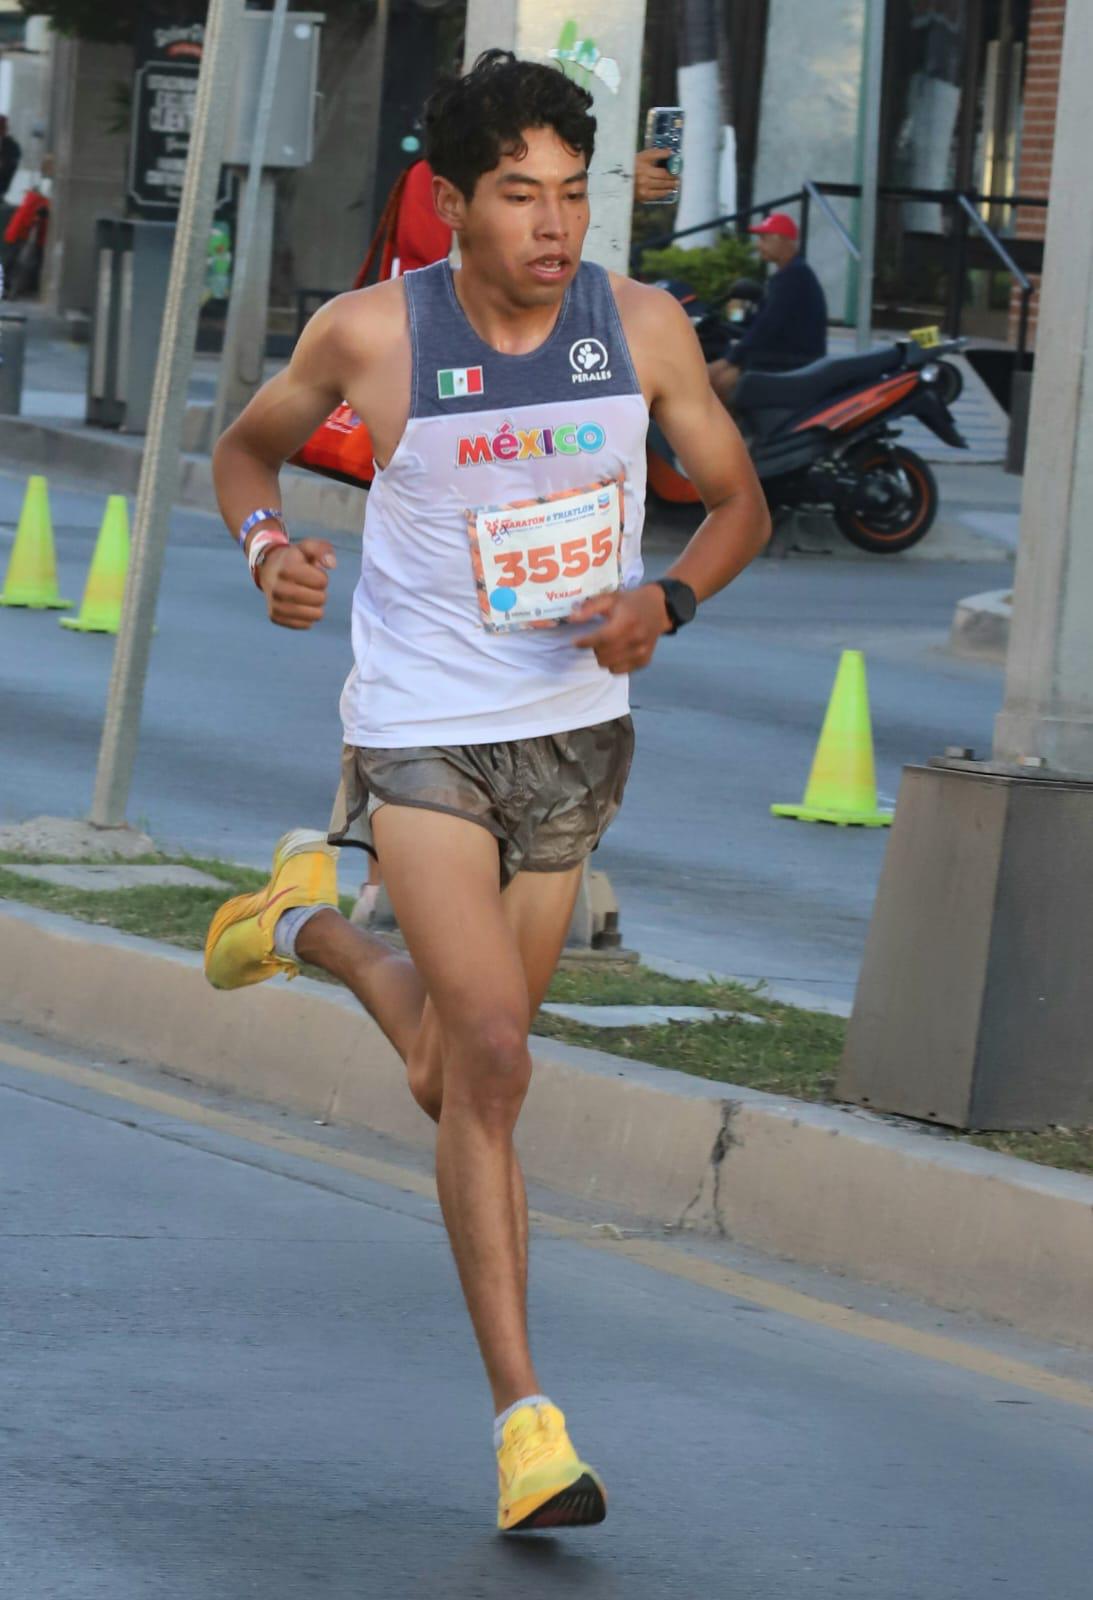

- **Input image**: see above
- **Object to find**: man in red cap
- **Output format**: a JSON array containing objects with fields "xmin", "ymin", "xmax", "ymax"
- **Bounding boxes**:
[{"xmin": 709, "ymin": 210, "xmax": 827, "ymax": 407}]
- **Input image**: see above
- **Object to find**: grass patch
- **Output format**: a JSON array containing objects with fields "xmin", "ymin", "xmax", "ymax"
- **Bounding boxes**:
[
  {"xmin": 0, "ymin": 856, "xmax": 361, "ymax": 953},
  {"xmin": 1, "ymin": 853, "xmax": 1091, "ymax": 1178},
  {"xmin": 538, "ymin": 966, "xmax": 843, "ymax": 1102},
  {"xmin": 0, "ymin": 856, "xmax": 266, "ymax": 951},
  {"xmin": 969, "ymin": 1128, "xmax": 1093, "ymax": 1177}
]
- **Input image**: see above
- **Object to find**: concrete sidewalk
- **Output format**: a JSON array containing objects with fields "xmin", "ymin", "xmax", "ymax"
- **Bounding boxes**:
[{"xmin": 4, "ymin": 898, "xmax": 1090, "ymax": 1350}]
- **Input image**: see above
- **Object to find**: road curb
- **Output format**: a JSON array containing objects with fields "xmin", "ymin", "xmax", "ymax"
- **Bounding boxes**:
[
  {"xmin": 0, "ymin": 417, "xmax": 367, "ymax": 535},
  {"xmin": 4, "ymin": 900, "xmax": 1091, "ymax": 1348}
]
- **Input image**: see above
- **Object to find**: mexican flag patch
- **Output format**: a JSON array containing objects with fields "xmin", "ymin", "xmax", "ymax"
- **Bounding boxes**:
[{"xmin": 437, "ymin": 365, "xmax": 484, "ymax": 399}]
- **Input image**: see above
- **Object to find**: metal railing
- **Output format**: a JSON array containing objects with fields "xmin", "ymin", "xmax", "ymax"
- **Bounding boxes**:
[
  {"xmin": 954, "ymin": 192, "xmax": 1034, "ymax": 370},
  {"xmin": 800, "ymin": 180, "xmax": 859, "ymax": 263},
  {"xmin": 638, "ymin": 180, "xmax": 1047, "ymax": 362}
]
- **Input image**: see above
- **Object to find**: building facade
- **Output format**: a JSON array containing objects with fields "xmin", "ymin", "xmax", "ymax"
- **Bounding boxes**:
[{"xmin": 650, "ymin": 0, "xmax": 1069, "ymax": 346}]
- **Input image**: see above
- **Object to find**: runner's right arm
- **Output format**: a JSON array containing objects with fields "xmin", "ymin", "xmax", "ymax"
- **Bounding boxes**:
[{"xmin": 212, "ymin": 295, "xmax": 354, "ymax": 629}]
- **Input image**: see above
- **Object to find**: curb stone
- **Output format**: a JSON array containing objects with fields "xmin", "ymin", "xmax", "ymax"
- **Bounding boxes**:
[
  {"xmin": 3, "ymin": 900, "xmax": 1091, "ymax": 1349},
  {"xmin": 950, "ymin": 587, "xmax": 1012, "ymax": 664}
]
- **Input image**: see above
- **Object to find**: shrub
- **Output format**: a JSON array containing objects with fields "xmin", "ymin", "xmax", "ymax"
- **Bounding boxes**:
[{"xmin": 639, "ymin": 234, "xmax": 761, "ymax": 304}]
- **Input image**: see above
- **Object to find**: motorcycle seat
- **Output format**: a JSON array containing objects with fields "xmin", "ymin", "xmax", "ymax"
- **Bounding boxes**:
[{"xmin": 737, "ymin": 345, "xmax": 905, "ymax": 411}]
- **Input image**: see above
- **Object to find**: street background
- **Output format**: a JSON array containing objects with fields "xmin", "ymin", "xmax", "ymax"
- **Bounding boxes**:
[
  {"xmin": 0, "ymin": 460, "xmax": 1014, "ymax": 1009},
  {"xmin": 3, "ymin": 3, "xmax": 1092, "ymax": 1595}
]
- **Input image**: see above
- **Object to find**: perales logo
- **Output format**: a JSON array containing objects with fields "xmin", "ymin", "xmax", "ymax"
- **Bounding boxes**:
[{"xmin": 569, "ymin": 338, "xmax": 611, "ymax": 385}]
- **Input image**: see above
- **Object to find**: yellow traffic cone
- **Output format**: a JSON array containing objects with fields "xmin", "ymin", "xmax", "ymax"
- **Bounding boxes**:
[
  {"xmin": 0, "ymin": 475, "xmax": 71, "ymax": 609},
  {"xmin": 60, "ymin": 495, "xmax": 130, "ymax": 635},
  {"xmin": 772, "ymin": 650, "xmax": 893, "ymax": 827}
]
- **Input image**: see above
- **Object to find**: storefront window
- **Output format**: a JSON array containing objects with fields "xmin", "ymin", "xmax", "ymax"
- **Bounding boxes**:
[
  {"xmin": 888, "ymin": 1, "xmax": 968, "ymax": 233},
  {"xmin": 877, "ymin": 0, "xmax": 1031, "ymax": 329}
]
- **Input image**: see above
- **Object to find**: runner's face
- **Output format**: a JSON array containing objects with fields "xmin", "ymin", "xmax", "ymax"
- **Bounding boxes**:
[{"xmin": 460, "ymin": 127, "xmax": 590, "ymax": 305}]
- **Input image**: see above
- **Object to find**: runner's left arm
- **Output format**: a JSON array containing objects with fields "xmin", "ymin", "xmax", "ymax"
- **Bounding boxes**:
[{"xmin": 573, "ymin": 288, "xmax": 769, "ymax": 673}]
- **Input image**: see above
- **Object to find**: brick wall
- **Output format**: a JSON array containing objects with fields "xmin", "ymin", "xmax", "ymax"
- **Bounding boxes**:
[{"xmin": 1011, "ymin": 0, "xmax": 1066, "ymax": 347}]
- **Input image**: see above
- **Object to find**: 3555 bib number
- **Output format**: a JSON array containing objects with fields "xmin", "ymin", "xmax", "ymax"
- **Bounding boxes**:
[{"xmin": 467, "ymin": 476, "xmax": 624, "ymax": 633}]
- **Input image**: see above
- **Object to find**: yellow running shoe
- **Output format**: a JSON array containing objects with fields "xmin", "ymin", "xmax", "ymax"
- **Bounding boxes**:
[
  {"xmin": 204, "ymin": 828, "xmax": 338, "ymax": 991},
  {"xmin": 496, "ymin": 1402, "xmax": 606, "ymax": 1532}
]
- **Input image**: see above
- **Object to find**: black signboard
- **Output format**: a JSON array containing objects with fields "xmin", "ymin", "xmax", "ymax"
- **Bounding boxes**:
[{"xmin": 128, "ymin": 21, "xmax": 230, "ymax": 219}]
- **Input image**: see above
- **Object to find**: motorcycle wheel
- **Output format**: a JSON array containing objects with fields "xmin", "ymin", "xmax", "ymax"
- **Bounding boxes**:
[{"xmin": 834, "ymin": 444, "xmax": 939, "ymax": 555}]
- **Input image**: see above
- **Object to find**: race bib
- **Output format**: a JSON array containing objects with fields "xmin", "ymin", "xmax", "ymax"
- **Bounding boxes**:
[{"xmin": 467, "ymin": 476, "xmax": 624, "ymax": 634}]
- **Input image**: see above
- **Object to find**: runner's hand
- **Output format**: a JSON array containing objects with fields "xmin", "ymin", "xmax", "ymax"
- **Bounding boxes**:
[
  {"xmin": 572, "ymin": 585, "xmax": 670, "ymax": 673},
  {"xmin": 258, "ymin": 538, "xmax": 336, "ymax": 630},
  {"xmin": 634, "ymin": 146, "xmax": 680, "ymax": 205}
]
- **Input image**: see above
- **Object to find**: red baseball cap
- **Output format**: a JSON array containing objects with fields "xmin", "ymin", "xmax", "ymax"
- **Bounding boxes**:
[{"xmin": 749, "ymin": 212, "xmax": 799, "ymax": 240}]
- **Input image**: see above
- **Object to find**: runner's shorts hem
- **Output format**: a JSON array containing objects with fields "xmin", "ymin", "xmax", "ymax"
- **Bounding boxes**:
[{"xmin": 327, "ymin": 716, "xmax": 634, "ymax": 888}]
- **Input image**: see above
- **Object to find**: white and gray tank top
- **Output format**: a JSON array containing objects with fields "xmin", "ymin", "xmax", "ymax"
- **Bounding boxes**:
[{"xmin": 340, "ymin": 259, "xmax": 649, "ymax": 748}]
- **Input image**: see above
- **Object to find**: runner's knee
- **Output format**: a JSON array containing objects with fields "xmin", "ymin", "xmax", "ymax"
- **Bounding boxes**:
[{"xmin": 445, "ymin": 1013, "xmax": 532, "ymax": 1120}]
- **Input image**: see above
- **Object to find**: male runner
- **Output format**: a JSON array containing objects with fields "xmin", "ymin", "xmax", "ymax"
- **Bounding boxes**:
[{"xmin": 205, "ymin": 50, "xmax": 769, "ymax": 1532}]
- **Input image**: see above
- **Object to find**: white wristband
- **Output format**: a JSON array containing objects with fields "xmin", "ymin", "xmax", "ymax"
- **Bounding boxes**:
[{"xmin": 248, "ymin": 527, "xmax": 290, "ymax": 585}]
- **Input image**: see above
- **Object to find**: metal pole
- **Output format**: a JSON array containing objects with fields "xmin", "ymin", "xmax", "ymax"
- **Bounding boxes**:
[
  {"xmin": 211, "ymin": 0, "xmax": 290, "ymax": 439},
  {"xmin": 855, "ymin": 0, "xmax": 885, "ymax": 352},
  {"xmin": 90, "ymin": 0, "xmax": 246, "ymax": 829},
  {"xmin": 1017, "ymin": 285, "xmax": 1031, "ymax": 370},
  {"xmin": 948, "ymin": 195, "xmax": 970, "ymax": 339}
]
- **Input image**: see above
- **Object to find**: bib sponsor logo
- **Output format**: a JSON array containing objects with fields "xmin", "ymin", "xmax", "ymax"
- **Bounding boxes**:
[
  {"xmin": 569, "ymin": 338, "xmax": 612, "ymax": 384},
  {"xmin": 456, "ymin": 419, "xmax": 606, "ymax": 468}
]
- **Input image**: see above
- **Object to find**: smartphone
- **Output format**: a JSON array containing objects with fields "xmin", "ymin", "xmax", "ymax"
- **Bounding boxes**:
[{"xmin": 644, "ymin": 106, "xmax": 684, "ymax": 205}]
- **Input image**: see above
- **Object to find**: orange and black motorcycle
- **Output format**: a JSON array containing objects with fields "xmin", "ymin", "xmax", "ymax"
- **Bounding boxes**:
[{"xmin": 648, "ymin": 287, "xmax": 968, "ymax": 555}]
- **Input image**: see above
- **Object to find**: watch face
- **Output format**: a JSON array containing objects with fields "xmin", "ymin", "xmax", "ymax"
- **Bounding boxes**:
[{"xmin": 668, "ymin": 581, "xmax": 696, "ymax": 624}]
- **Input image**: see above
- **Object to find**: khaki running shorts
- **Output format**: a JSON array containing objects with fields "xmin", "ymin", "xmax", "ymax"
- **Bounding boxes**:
[{"xmin": 327, "ymin": 716, "xmax": 634, "ymax": 888}]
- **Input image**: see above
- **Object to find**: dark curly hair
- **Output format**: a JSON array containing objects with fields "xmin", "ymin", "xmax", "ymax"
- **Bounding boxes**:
[{"xmin": 424, "ymin": 50, "xmax": 596, "ymax": 200}]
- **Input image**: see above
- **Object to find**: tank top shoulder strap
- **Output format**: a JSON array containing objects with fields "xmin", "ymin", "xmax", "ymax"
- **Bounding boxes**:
[
  {"xmin": 402, "ymin": 261, "xmax": 451, "ymax": 419},
  {"xmin": 567, "ymin": 262, "xmax": 641, "ymax": 395}
]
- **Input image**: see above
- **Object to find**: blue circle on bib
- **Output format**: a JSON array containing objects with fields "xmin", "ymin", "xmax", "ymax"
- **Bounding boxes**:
[{"xmin": 490, "ymin": 588, "xmax": 517, "ymax": 613}]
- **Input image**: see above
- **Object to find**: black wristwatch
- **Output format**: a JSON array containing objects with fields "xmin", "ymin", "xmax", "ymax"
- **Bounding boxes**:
[{"xmin": 655, "ymin": 578, "xmax": 698, "ymax": 634}]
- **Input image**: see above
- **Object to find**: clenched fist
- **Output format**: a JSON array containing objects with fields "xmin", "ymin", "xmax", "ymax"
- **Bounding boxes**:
[
  {"xmin": 571, "ymin": 584, "xmax": 670, "ymax": 674},
  {"xmin": 257, "ymin": 537, "xmax": 336, "ymax": 630}
]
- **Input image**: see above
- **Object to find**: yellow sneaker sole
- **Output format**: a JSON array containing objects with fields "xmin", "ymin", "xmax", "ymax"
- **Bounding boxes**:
[{"xmin": 500, "ymin": 1468, "xmax": 607, "ymax": 1533}]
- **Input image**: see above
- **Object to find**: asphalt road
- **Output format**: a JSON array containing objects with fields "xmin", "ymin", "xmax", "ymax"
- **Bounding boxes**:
[
  {"xmin": 2, "ymin": 1030, "xmax": 1091, "ymax": 1599},
  {"xmin": 0, "ymin": 470, "xmax": 1012, "ymax": 1006}
]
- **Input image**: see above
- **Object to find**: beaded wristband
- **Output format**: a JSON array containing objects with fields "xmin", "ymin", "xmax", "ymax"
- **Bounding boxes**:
[{"xmin": 238, "ymin": 507, "xmax": 286, "ymax": 548}]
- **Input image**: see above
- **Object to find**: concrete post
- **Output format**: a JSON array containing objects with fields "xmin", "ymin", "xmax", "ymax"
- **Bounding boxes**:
[
  {"xmin": 462, "ymin": 0, "xmax": 648, "ymax": 273},
  {"xmin": 752, "ymin": 0, "xmax": 865, "ymax": 319},
  {"xmin": 838, "ymin": 4, "xmax": 1093, "ymax": 1131},
  {"xmin": 993, "ymin": 0, "xmax": 1093, "ymax": 777},
  {"xmin": 211, "ymin": 0, "xmax": 289, "ymax": 439},
  {"xmin": 91, "ymin": 0, "xmax": 245, "ymax": 829},
  {"xmin": 854, "ymin": 0, "xmax": 884, "ymax": 352},
  {"xmin": 41, "ymin": 37, "xmax": 130, "ymax": 318},
  {"xmin": 675, "ymin": 0, "xmax": 724, "ymax": 249}
]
